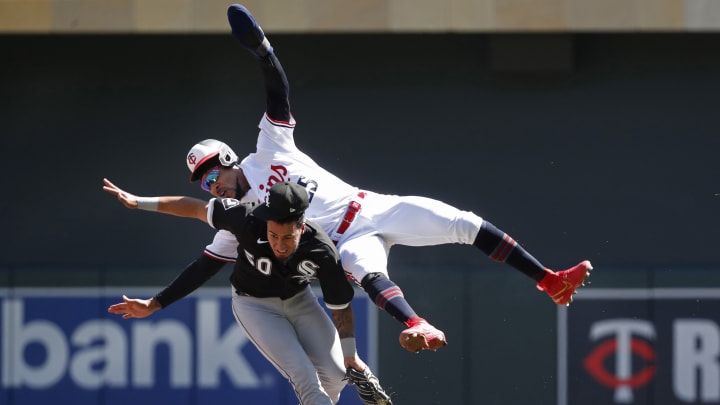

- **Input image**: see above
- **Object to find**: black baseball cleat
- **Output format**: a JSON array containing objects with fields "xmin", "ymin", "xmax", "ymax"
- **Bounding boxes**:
[{"xmin": 227, "ymin": 4, "xmax": 273, "ymax": 58}]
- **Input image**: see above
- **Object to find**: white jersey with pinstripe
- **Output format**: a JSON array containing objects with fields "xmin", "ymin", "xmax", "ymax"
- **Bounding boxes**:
[{"xmin": 205, "ymin": 112, "xmax": 485, "ymax": 284}]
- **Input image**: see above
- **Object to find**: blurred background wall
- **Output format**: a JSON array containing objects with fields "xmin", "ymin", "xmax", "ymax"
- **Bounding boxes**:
[
  {"xmin": 2, "ymin": 0, "xmax": 720, "ymax": 33},
  {"xmin": 2, "ymin": 2, "xmax": 720, "ymax": 404}
]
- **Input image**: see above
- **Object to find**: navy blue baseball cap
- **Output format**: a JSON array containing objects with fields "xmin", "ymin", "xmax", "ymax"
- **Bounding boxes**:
[{"xmin": 253, "ymin": 182, "xmax": 309, "ymax": 221}]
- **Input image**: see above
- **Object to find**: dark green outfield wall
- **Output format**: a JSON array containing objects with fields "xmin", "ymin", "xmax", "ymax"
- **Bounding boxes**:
[{"xmin": 2, "ymin": 33, "xmax": 720, "ymax": 404}]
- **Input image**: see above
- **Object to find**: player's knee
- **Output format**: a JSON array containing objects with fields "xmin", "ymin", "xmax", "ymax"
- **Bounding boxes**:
[{"xmin": 360, "ymin": 272, "xmax": 386, "ymax": 289}]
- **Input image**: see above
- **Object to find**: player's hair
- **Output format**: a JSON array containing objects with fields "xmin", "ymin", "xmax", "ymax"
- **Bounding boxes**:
[{"xmin": 272, "ymin": 212, "xmax": 305, "ymax": 228}]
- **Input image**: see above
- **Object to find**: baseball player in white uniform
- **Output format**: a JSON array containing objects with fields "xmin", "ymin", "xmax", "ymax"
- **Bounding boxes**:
[{"xmin": 111, "ymin": 4, "xmax": 592, "ymax": 354}]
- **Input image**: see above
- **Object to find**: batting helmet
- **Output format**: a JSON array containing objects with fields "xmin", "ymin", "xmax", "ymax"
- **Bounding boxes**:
[{"xmin": 186, "ymin": 139, "xmax": 239, "ymax": 182}]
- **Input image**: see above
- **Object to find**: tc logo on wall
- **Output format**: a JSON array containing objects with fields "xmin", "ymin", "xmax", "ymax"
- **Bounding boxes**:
[{"xmin": 559, "ymin": 289, "xmax": 720, "ymax": 405}]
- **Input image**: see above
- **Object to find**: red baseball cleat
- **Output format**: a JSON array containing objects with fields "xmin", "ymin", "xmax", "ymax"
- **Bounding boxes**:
[
  {"xmin": 536, "ymin": 260, "xmax": 593, "ymax": 306},
  {"xmin": 399, "ymin": 317, "xmax": 447, "ymax": 353}
]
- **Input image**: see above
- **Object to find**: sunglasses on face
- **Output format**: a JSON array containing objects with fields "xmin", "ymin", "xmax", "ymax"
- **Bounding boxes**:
[{"xmin": 201, "ymin": 167, "xmax": 220, "ymax": 192}]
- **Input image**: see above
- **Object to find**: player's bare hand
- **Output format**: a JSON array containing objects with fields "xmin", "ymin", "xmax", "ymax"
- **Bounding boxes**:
[
  {"xmin": 103, "ymin": 178, "xmax": 139, "ymax": 209},
  {"xmin": 344, "ymin": 354, "xmax": 368, "ymax": 373},
  {"xmin": 108, "ymin": 295, "xmax": 159, "ymax": 319}
]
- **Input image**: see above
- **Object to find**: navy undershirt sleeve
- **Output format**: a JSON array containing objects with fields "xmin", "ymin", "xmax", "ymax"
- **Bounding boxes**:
[
  {"xmin": 154, "ymin": 255, "xmax": 226, "ymax": 308},
  {"xmin": 260, "ymin": 53, "xmax": 291, "ymax": 122}
]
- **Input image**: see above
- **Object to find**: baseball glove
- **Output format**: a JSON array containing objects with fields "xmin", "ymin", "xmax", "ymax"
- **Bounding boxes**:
[{"xmin": 344, "ymin": 367, "xmax": 394, "ymax": 405}]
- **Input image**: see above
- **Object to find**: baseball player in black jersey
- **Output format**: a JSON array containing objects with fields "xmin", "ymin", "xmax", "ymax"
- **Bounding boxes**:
[{"xmin": 107, "ymin": 182, "xmax": 392, "ymax": 405}]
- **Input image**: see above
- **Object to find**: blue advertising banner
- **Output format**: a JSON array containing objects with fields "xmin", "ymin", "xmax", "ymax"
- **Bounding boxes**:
[
  {"xmin": 559, "ymin": 288, "xmax": 720, "ymax": 405},
  {"xmin": 0, "ymin": 287, "xmax": 377, "ymax": 405}
]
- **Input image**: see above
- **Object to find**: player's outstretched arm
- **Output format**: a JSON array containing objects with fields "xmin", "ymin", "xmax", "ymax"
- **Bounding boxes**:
[
  {"xmin": 103, "ymin": 178, "xmax": 209, "ymax": 223},
  {"xmin": 154, "ymin": 255, "xmax": 227, "ymax": 309},
  {"xmin": 108, "ymin": 255, "xmax": 226, "ymax": 320},
  {"xmin": 108, "ymin": 295, "xmax": 161, "ymax": 319},
  {"xmin": 227, "ymin": 4, "xmax": 291, "ymax": 122}
]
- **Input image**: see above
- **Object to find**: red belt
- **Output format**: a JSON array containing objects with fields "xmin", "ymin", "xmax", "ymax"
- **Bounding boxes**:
[{"xmin": 335, "ymin": 192, "xmax": 366, "ymax": 237}]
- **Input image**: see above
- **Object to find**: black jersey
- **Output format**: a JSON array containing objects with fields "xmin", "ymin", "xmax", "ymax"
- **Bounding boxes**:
[{"xmin": 209, "ymin": 198, "xmax": 353, "ymax": 307}]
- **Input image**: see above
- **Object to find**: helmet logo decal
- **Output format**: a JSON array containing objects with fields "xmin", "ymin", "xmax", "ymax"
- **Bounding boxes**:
[{"xmin": 187, "ymin": 153, "xmax": 197, "ymax": 165}]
